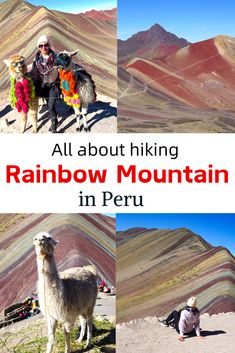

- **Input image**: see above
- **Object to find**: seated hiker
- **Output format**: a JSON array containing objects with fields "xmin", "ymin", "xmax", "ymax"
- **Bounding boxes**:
[
  {"xmin": 18, "ymin": 307, "xmax": 30, "ymax": 321},
  {"xmin": 98, "ymin": 280, "xmax": 106, "ymax": 292},
  {"xmin": 30, "ymin": 298, "xmax": 40, "ymax": 315},
  {"xmin": 158, "ymin": 297, "xmax": 204, "ymax": 341},
  {"xmin": 103, "ymin": 285, "xmax": 111, "ymax": 293},
  {"xmin": 110, "ymin": 286, "xmax": 116, "ymax": 295}
]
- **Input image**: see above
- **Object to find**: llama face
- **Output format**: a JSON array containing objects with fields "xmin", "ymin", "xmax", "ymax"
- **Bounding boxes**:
[
  {"xmin": 54, "ymin": 51, "xmax": 77, "ymax": 70},
  {"xmin": 4, "ymin": 54, "xmax": 28, "ymax": 78},
  {"xmin": 54, "ymin": 53, "xmax": 71, "ymax": 69},
  {"xmin": 34, "ymin": 232, "xmax": 58, "ymax": 256}
]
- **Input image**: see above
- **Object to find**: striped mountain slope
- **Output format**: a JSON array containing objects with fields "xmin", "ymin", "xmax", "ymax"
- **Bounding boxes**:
[
  {"xmin": 0, "ymin": 0, "xmax": 116, "ymax": 105},
  {"xmin": 117, "ymin": 227, "xmax": 235, "ymax": 323},
  {"xmin": 0, "ymin": 213, "xmax": 115, "ymax": 312}
]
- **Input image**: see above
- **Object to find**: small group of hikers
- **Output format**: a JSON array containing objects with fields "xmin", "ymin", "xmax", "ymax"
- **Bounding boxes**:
[
  {"xmin": 98, "ymin": 280, "xmax": 116, "ymax": 295},
  {"xmin": 30, "ymin": 34, "xmax": 61, "ymax": 133},
  {"xmin": 1, "ymin": 280, "xmax": 115, "ymax": 329},
  {"xmin": 158, "ymin": 296, "xmax": 205, "ymax": 341}
]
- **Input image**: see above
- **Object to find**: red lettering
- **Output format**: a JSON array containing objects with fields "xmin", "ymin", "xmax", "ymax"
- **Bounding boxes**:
[
  {"xmin": 88, "ymin": 169, "xmax": 107, "ymax": 183},
  {"xmin": 117, "ymin": 165, "xmax": 136, "ymax": 183},
  {"xmin": 6, "ymin": 165, "xmax": 20, "ymax": 183}
]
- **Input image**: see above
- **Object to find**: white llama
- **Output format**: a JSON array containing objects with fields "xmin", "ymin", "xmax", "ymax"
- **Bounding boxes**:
[
  {"xmin": 4, "ymin": 54, "xmax": 38, "ymax": 133},
  {"xmin": 34, "ymin": 232, "xmax": 97, "ymax": 353}
]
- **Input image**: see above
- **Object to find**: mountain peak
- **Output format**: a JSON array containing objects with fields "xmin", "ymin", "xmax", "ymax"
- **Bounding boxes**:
[
  {"xmin": 81, "ymin": 8, "xmax": 116, "ymax": 20},
  {"xmin": 3, "ymin": 0, "xmax": 33, "ymax": 7},
  {"xmin": 118, "ymin": 23, "xmax": 190, "ymax": 63},
  {"xmin": 0, "ymin": 0, "xmax": 34, "ymax": 23}
]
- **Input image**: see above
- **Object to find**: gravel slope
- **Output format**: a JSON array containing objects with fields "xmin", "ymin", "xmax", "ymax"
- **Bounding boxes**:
[
  {"xmin": 117, "ymin": 313, "xmax": 235, "ymax": 353},
  {"xmin": 0, "ymin": 93, "xmax": 117, "ymax": 133}
]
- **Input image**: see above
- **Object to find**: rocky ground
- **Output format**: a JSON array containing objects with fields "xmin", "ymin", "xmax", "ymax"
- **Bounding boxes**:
[
  {"xmin": 0, "ymin": 93, "xmax": 117, "ymax": 134},
  {"xmin": 116, "ymin": 313, "xmax": 235, "ymax": 353},
  {"xmin": 94, "ymin": 292, "xmax": 115, "ymax": 323},
  {"xmin": 0, "ymin": 292, "xmax": 115, "ymax": 353}
]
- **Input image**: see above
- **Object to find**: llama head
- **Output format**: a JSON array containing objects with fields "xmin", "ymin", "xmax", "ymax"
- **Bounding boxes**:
[
  {"xmin": 34, "ymin": 232, "xmax": 58, "ymax": 257},
  {"xmin": 4, "ymin": 54, "xmax": 28, "ymax": 78},
  {"xmin": 54, "ymin": 51, "xmax": 78, "ymax": 70}
]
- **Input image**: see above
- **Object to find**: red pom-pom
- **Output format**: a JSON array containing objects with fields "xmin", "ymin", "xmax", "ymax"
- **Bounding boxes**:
[
  {"xmin": 22, "ymin": 103, "xmax": 28, "ymax": 113},
  {"xmin": 14, "ymin": 79, "xmax": 30, "ymax": 113},
  {"xmin": 16, "ymin": 102, "xmax": 22, "ymax": 112}
]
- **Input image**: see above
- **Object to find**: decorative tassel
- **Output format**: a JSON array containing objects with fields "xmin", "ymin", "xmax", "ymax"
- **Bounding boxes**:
[
  {"xmin": 9, "ymin": 76, "xmax": 35, "ymax": 113},
  {"xmin": 59, "ymin": 69, "xmax": 81, "ymax": 109}
]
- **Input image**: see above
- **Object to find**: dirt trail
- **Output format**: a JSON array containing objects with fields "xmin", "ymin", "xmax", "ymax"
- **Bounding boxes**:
[
  {"xmin": 117, "ymin": 313, "xmax": 235, "ymax": 353},
  {"xmin": 0, "ymin": 93, "xmax": 117, "ymax": 133}
]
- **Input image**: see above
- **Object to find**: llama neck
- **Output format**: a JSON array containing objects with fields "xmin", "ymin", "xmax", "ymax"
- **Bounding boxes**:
[
  {"xmin": 11, "ymin": 72, "xmax": 25, "ymax": 82},
  {"xmin": 65, "ymin": 61, "xmax": 75, "ymax": 72},
  {"xmin": 37, "ymin": 254, "xmax": 64, "ymax": 317},
  {"xmin": 37, "ymin": 254, "xmax": 60, "ymax": 283}
]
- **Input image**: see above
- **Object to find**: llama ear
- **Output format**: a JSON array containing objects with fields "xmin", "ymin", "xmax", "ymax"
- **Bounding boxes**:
[
  {"xmin": 69, "ymin": 50, "xmax": 78, "ymax": 57},
  {"xmin": 3, "ymin": 59, "xmax": 10, "ymax": 67},
  {"xmin": 51, "ymin": 238, "xmax": 59, "ymax": 246},
  {"xmin": 61, "ymin": 50, "xmax": 77, "ymax": 57}
]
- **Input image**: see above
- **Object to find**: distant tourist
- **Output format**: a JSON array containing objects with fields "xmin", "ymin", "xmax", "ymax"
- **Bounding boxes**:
[
  {"xmin": 158, "ymin": 296, "xmax": 204, "ymax": 341},
  {"xmin": 30, "ymin": 35, "xmax": 60, "ymax": 133},
  {"xmin": 98, "ymin": 280, "xmax": 106, "ymax": 292}
]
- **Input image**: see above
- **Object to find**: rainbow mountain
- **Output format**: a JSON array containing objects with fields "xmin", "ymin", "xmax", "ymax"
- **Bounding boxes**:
[
  {"xmin": 118, "ymin": 24, "xmax": 235, "ymax": 133},
  {"xmin": 0, "ymin": 0, "xmax": 116, "ymax": 105},
  {"xmin": 0, "ymin": 213, "xmax": 115, "ymax": 312},
  {"xmin": 117, "ymin": 227, "xmax": 235, "ymax": 323}
]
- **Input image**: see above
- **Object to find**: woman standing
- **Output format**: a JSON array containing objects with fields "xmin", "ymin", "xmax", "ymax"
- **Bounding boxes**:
[{"xmin": 30, "ymin": 35, "xmax": 60, "ymax": 133}]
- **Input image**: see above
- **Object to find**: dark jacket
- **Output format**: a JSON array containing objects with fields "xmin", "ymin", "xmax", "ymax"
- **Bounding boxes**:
[{"xmin": 29, "ymin": 49, "xmax": 59, "ymax": 97}]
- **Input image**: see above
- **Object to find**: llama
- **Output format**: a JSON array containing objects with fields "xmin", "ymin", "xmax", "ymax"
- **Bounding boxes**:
[
  {"xmin": 54, "ymin": 51, "xmax": 96, "ymax": 132},
  {"xmin": 34, "ymin": 232, "xmax": 98, "ymax": 353},
  {"xmin": 4, "ymin": 54, "xmax": 38, "ymax": 133}
]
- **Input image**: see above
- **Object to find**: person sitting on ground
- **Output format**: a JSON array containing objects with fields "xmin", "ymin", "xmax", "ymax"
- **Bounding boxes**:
[
  {"xmin": 103, "ymin": 285, "xmax": 111, "ymax": 293},
  {"xmin": 158, "ymin": 296, "xmax": 204, "ymax": 341},
  {"xmin": 98, "ymin": 280, "xmax": 106, "ymax": 292},
  {"xmin": 110, "ymin": 286, "xmax": 116, "ymax": 295}
]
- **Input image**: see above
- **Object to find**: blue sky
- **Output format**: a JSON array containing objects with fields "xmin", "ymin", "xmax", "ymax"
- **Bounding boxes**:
[
  {"xmin": 20, "ymin": 0, "xmax": 116, "ymax": 13},
  {"xmin": 116, "ymin": 214, "xmax": 235, "ymax": 255},
  {"xmin": 103, "ymin": 213, "xmax": 116, "ymax": 218},
  {"xmin": 118, "ymin": 0, "xmax": 235, "ymax": 42}
]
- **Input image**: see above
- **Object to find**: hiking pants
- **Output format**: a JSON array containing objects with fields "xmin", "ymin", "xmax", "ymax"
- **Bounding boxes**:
[{"xmin": 166, "ymin": 310, "xmax": 180, "ymax": 333}]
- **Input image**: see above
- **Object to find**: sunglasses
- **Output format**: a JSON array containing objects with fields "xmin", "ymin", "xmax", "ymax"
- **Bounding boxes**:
[
  {"xmin": 39, "ymin": 43, "xmax": 49, "ymax": 48},
  {"xmin": 12, "ymin": 59, "xmax": 25, "ymax": 67}
]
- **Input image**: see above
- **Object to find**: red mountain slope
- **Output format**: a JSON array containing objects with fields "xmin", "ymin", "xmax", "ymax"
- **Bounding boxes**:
[{"xmin": 123, "ymin": 35, "xmax": 235, "ymax": 110}]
